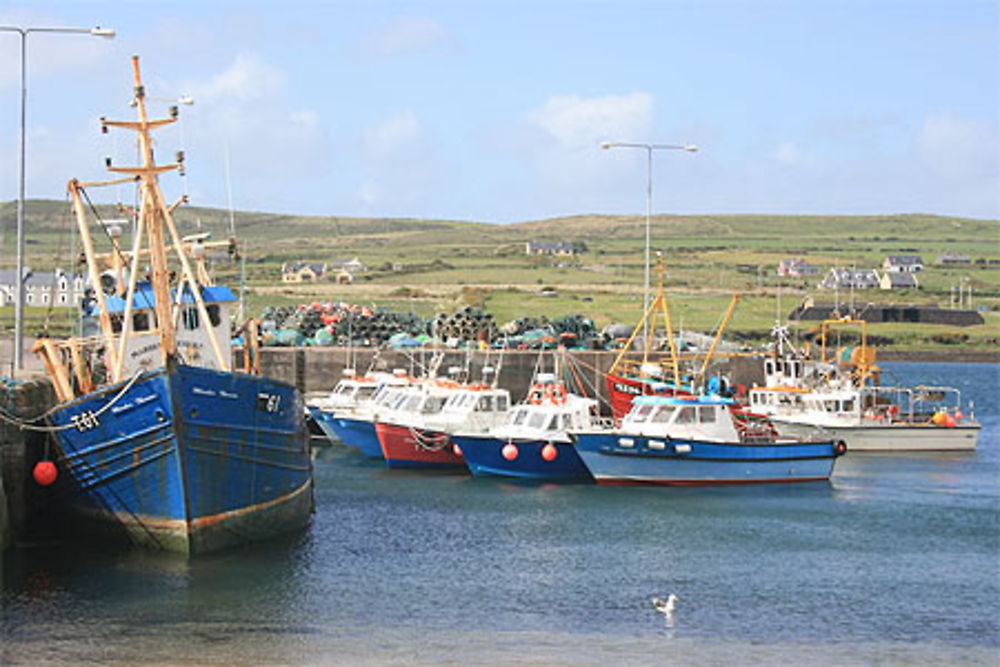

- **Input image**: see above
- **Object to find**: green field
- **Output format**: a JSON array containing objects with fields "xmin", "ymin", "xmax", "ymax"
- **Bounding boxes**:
[{"xmin": 2, "ymin": 199, "xmax": 997, "ymax": 351}]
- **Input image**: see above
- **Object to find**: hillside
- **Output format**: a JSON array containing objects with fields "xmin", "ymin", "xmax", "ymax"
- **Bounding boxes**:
[{"xmin": 2, "ymin": 200, "xmax": 997, "ymax": 351}]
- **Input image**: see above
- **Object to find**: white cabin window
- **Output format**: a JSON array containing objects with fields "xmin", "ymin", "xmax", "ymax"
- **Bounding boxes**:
[
  {"xmin": 630, "ymin": 405, "xmax": 655, "ymax": 423},
  {"xmin": 675, "ymin": 407, "xmax": 696, "ymax": 424},
  {"xmin": 528, "ymin": 412, "xmax": 547, "ymax": 429},
  {"xmin": 423, "ymin": 396, "xmax": 446, "ymax": 413},
  {"xmin": 497, "ymin": 396, "xmax": 508, "ymax": 412},
  {"xmin": 698, "ymin": 406, "xmax": 717, "ymax": 423},
  {"xmin": 650, "ymin": 406, "xmax": 674, "ymax": 423}
]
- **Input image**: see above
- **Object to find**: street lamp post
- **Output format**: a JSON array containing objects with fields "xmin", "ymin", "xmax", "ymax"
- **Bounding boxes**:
[
  {"xmin": 600, "ymin": 141, "xmax": 697, "ymax": 345},
  {"xmin": 0, "ymin": 25, "xmax": 115, "ymax": 373}
]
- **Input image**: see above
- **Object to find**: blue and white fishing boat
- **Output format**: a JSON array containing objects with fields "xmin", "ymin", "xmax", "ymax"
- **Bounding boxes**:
[
  {"xmin": 573, "ymin": 395, "xmax": 844, "ymax": 485},
  {"xmin": 32, "ymin": 57, "xmax": 312, "ymax": 555},
  {"xmin": 452, "ymin": 374, "xmax": 597, "ymax": 482},
  {"xmin": 306, "ymin": 368, "xmax": 412, "ymax": 451}
]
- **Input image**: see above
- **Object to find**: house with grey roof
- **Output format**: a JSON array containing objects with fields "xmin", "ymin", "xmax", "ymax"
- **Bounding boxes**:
[
  {"xmin": 281, "ymin": 261, "xmax": 328, "ymax": 283},
  {"xmin": 880, "ymin": 271, "xmax": 918, "ymax": 290},
  {"xmin": 819, "ymin": 268, "xmax": 880, "ymax": 290},
  {"xmin": 526, "ymin": 241, "xmax": 579, "ymax": 256},
  {"xmin": 0, "ymin": 268, "xmax": 86, "ymax": 306},
  {"xmin": 883, "ymin": 255, "xmax": 924, "ymax": 273},
  {"xmin": 935, "ymin": 254, "xmax": 970, "ymax": 266}
]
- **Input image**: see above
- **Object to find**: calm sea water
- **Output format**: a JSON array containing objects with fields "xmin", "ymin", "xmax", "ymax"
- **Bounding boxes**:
[{"xmin": 2, "ymin": 362, "xmax": 998, "ymax": 664}]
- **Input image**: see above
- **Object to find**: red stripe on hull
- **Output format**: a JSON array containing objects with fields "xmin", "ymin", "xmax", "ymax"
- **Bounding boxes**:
[
  {"xmin": 375, "ymin": 421, "xmax": 466, "ymax": 468},
  {"xmin": 595, "ymin": 476, "xmax": 829, "ymax": 486}
]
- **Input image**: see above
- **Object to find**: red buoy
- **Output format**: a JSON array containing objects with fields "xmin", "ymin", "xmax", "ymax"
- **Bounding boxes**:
[
  {"xmin": 541, "ymin": 444, "xmax": 558, "ymax": 462},
  {"xmin": 502, "ymin": 444, "xmax": 519, "ymax": 461},
  {"xmin": 33, "ymin": 460, "xmax": 58, "ymax": 486},
  {"xmin": 452, "ymin": 444, "xmax": 463, "ymax": 457}
]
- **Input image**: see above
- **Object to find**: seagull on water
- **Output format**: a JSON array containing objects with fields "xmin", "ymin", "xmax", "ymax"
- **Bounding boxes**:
[{"xmin": 651, "ymin": 594, "xmax": 679, "ymax": 616}]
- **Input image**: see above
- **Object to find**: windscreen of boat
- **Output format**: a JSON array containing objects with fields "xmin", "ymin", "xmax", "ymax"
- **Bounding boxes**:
[
  {"xmin": 628, "ymin": 404, "xmax": 656, "ymax": 423},
  {"xmin": 649, "ymin": 406, "xmax": 675, "ymax": 423},
  {"xmin": 422, "ymin": 396, "xmax": 447, "ymax": 413},
  {"xmin": 404, "ymin": 394, "xmax": 424, "ymax": 411},
  {"xmin": 508, "ymin": 408, "xmax": 528, "ymax": 426},
  {"xmin": 675, "ymin": 406, "xmax": 696, "ymax": 424},
  {"xmin": 356, "ymin": 386, "xmax": 378, "ymax": 400},
  {"xmin": 527, "ymin": 412, "xmax": 548, "ymax": 429}
]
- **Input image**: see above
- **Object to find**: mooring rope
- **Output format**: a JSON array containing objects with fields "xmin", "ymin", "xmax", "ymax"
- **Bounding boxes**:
[{"xmin": 0, "ymin": 369, "xmax": 146, "ymax": 432}]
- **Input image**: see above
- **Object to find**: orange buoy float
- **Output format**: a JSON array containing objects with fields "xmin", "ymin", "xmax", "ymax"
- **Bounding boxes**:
[
  {"xmin": 541, "ymin": 444, "xmax": 558, "ymax": 462},
  {"xmin": 33, "ymin": 460, "xmax": 57, "ymax": 486},
  {"xmin": 943, "ymin": 414, "xmax": 957, "ymax": 428},
  {"xmin": 452, "ymin": 444, "xmax": 463, "ymax": 457},
  {"xmin": 502, "ymin": 444, "xmax": 519, "ymax": 461}
]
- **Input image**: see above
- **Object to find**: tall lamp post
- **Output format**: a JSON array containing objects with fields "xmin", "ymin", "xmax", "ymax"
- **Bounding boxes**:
[
  {"xmin": 600, "ymin": 141, "xmax": 697, "ymax": 319},
  {"xmin": 0, "ymin": 25, "xmax": 115, "ymax": 373}
]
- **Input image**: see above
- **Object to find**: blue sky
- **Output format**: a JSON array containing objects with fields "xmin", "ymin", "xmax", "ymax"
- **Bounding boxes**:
[{"xmin": 1, "ymin": 0, "xmax": 997, "ymax": 222}]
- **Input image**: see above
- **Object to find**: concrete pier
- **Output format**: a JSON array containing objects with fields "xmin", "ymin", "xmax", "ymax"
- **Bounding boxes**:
[
  {"xmin": 0, "ymin": 379, "xmax": 57, "ymax": 550},
  {"xmin": 252, "ymin": 346, "xmax": 764, "ymax": 404}
]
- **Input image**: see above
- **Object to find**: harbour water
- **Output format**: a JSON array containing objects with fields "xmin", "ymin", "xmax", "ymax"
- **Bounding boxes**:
[{"xmin": 2, "ymin": 362, "xmax": 998, "ymax": 664}]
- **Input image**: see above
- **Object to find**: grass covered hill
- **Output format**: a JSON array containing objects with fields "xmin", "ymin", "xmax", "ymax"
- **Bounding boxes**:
[{"xmin": 2, "ymin": 199, "xmax": 998, "ymax": 352}]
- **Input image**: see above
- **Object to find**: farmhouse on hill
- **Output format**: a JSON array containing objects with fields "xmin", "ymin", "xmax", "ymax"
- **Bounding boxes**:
[
  {"xmin": 883, "ymin": 255, "xmax": 924, "ymax": 273},
  {"xmin": 777, "ymin": 257, "xmax": 819, "ymax": 277},
  {"xmin": 880, "ymin": 271, "xmax": 919, "ymax": 290},
  {"xmin": 525, "ymin": 241, "xmax": 579, "ymax": 256},
  {"xmin": 281, "ymin": 261, "xmax": 328, "ymax": 283},
  {"xmin": 819, "ymin": 268, "xmax": 880, "ymax": 290},
  {"xmin": 936, "ymin": 253, "xmax": 971, "ymax": 265}
]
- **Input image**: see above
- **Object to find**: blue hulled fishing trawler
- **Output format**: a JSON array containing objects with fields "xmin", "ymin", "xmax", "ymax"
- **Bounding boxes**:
[{"xmin": 32, "ymin": 57, "xmax": 312, "ymax": 555}]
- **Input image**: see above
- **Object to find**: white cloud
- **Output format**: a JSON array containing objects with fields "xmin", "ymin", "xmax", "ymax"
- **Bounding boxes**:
[
  {"xmin": 359, "ymin": 16, "xmax": 452, "ymax": 60},
  {"xmin": 362, "ymin": 110, "xmax": 422, "ymax": 163},
  {"xmin": 529, "ymin": 93, "xmax": 654, "ymax": 151},
  {"xmin": 188, "ymin": 52, "xmax": 284, "ymax": 103},
  {"xmin": 355, "ymin": 110, "xmax": 446, "ymax": 215},
  {"xmin": 509, "ymin": 92, "xmax": 657, "ymax": 215}
]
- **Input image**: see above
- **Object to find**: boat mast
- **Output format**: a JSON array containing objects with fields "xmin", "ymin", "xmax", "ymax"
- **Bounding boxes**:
[{"xmin": 102, "ymin": 56, "xmax": 179, "ymax": 363}]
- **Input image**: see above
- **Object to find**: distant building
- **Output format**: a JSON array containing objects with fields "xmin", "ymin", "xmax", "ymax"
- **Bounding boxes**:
[
  {"xmin": 281, "ymin": 262, "xmax": 327, "ymax": 283},
  {"xmin": 526, "ymin": 241, "xmax": 578, "ymax": 256},
  {"xmin": 777, "ymin": 257, "xmax": 819, "ymax": 277},
  {"xmin": 936, "ymin": 254, "xmax": 970, "ymax": 266},
  {"xmin": 0, "ymin": 267, "xmax": 87, "ymax": 306},
  {"xmin": 880, "ymin": 271, "xmax": 918, "ymax": 290},
  {"xmin": 819, "ymin": 268, "xmax": 880, "ymax": 290},
  {"xmin": 330, "ymin": 257, "xmax": 367, "ymax": 273},
  {"xmin": 883, "ymin": 255, "xmax": 924, "ymax": 273}
]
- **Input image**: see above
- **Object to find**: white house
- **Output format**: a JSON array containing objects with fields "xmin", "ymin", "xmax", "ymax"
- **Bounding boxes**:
[
  {"xmin": 0, "ymin": 268, "xmax": 87, "ymax": 306},
  {"xmin": 526, "ymin": 241, "xmax": 578, "ymax": 256},
  {"xmin": 883, "ymin": 255, "xmax": 924, "ymax": 273},
  {"xmin": 819, "ymin": 268, "xmax": 881, "ymax": 290}
]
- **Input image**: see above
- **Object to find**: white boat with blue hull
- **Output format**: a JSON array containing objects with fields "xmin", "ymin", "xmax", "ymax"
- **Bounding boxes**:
[
  {"xmin": 32, "ymin": 56, "xmax": 313, "ymax": 555},
  {"xmin": 573, "ymin": 396, "xmax": 844, "ymax": 486}
]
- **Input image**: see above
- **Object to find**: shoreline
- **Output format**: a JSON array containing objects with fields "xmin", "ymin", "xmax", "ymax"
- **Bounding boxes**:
[{"xmin": 878, "ymin": 350, "xmax": 1000, "ymax": 363}]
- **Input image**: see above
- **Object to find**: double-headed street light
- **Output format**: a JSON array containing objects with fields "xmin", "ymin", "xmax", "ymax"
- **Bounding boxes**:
[
  {"xmin": 0, "ymin": 24, "xmax": 116, "ymax": 373},
  {"xmin": 600, "ymin": 141, "xmax": 697, "ymax": 347}
]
